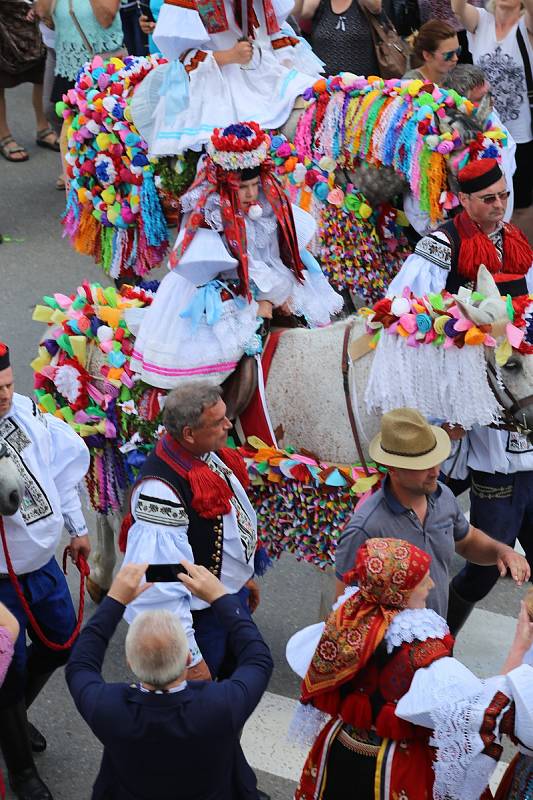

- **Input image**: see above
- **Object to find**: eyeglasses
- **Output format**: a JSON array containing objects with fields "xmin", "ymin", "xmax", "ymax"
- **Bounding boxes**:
[
  {"xmin": 441, "ymin": 47, "xmax": 462, "ymax": 61},
  {"xmin": 470, "ymin": 190, "xmax": 511, "ymax": 205}
]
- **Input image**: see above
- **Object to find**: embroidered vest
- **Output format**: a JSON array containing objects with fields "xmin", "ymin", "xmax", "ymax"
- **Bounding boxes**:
[{"xmin": 136, "ymin": 449, "xmax": 224, "ymax": 578}]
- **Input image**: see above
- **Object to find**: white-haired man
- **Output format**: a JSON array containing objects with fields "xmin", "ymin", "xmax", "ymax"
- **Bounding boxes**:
[{"xmin": 66, "ymin": 562, "xmax": 273, "ymax": 800}]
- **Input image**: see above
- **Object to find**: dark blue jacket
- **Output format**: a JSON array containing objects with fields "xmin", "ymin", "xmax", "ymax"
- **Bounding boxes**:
[{"xmin": 66, "ymin": 594, "xmax": 273, "ymax": 800}]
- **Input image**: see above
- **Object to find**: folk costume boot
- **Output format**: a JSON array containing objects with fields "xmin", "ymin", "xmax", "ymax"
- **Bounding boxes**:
[
  {"xmin": 25, "ymin": 667, "xmax": 56, "ymax": 753},
  {"xmin": 447, "ymin": 580, "xmax": 475, "ymax": 637},
  {"xmin": 0, "ymin": 701, "xmax": 53, "ymax": 800}
]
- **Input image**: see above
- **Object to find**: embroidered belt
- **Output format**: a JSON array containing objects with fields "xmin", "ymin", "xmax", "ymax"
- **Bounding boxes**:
[
  {"xmin": 471, "ymin": 477, "xmax": 513, "ymax": 500},
  {"xmin": 337, "ymin": 728, "xmax": 381, "ymax": 757}
]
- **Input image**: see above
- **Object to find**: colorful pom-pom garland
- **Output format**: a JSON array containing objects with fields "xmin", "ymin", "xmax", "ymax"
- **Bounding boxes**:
[
  {"xmin": 268, "ymin": 133, "xmax": 411, "ymax": 303},
  {"xmin": 364, "ymin": 288, "xmax": 533, "ymax": 365}
]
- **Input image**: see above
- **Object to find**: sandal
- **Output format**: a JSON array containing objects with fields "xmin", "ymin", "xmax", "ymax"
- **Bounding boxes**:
[
  {"xmin": 56, "ymin": 175, "xmax": 66, "ymax": 191},
  {"xmin": 36, "ymin": 126, "xmax": 60, "ymax": 152},
  {"xmin": 0, "ymin": 135, "xmax": 29, "ymax": 162}
]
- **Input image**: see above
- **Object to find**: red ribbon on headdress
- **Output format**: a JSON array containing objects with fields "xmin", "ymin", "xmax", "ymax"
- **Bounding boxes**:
[
  {"xmin": 259, "ymin": 157, "xmax": 305, "ymax": 285},
  {"xmin": 170, "ymin": 156, "xmax": 305, "ymax": 297}
]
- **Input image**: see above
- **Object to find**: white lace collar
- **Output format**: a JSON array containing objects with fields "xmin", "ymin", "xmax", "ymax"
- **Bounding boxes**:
[{"xmin": 384, "ymin": 608, "xmax": 449, "ymax": 653}]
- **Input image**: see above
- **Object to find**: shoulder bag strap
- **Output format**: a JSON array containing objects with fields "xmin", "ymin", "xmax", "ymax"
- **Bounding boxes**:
[
  {"xmin": 517, "ymin": 24, "xmax": 533, "ymax": 103},
  {"xmin": 68, "ymin": 0, "xmax": 95, "ymax": 56}
]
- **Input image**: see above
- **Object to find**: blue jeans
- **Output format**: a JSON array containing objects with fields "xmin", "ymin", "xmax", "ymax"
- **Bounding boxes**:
[
  {"xmin": 453, "ymin": 470, "xmax": 533, "ymax": 602},
  {"xmin": 192, "ymin": 586, "xmax": 250, "ymax": 679},
  {"xmin": 0, "ymin": 557, "xmax": 76, "ymax": 706}
]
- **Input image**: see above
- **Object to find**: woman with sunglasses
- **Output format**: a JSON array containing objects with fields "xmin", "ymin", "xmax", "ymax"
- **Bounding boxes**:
[
  {"xmin": 452, "ymin": 0, "xmax": 533, "ymax": 231},
  {"xmin": 403, "ymin": 20, "xmax": 461, "ymax": 84}
]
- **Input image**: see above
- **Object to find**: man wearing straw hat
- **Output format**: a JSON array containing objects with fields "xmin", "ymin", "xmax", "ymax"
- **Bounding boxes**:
[{"xmin": 335, "ymin": 408, "xmax": 530, "ymax": 632}]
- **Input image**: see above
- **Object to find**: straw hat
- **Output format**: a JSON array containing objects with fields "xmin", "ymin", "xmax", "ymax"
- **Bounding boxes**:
[{"xmin": 369, "ymin": 408, "xmax": 451, "ymax": 470}]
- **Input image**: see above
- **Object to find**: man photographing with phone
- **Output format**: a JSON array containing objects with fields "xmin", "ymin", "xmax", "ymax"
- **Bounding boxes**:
[{"xmin": 66, "ymin": 561, "xmax": 273, "ymax": 800}]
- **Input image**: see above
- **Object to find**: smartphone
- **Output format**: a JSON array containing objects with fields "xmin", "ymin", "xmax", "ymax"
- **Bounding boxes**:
[
  {"xmin": 137, "ymin": 1, "xmax": 155, "ymax": 22},
  {"xmin": 146, "ymin": 564, "xmax": 188, "ymax": 582}
]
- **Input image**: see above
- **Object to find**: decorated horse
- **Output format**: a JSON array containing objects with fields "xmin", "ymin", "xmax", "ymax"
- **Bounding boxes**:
[
  {"xmin": 57, "ymin": 56, "xmax": 506, "ymax": 304},
  {"xmin": 31, "ymin": 267, "xmax": 533, "ymax": 598},
  {"xmin": 0, "ymin": 439, "xmax": 23, "ymax": 517}
]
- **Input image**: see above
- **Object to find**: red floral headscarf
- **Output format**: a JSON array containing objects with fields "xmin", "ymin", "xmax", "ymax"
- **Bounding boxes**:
[{"xmin": 301, "ymin": 538, "xmax": 431, "ymax": 714}]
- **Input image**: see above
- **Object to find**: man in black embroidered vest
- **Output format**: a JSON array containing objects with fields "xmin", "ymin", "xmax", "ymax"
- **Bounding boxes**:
[
  {"xmin": 389, "ymin": 158, "xmax": 533, "ymax": 299},
  {"xmin": 121, "ymin": 382, "xmax": 260, "ymax": 684},
  {"xmin": 387, "ymin": 160, "xmax": 533, "ymax": 639}
]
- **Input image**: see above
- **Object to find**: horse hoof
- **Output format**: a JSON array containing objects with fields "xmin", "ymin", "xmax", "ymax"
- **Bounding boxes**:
[{"xmin": 86, "ymin": 577, "xmax": 109, "ymax": 604}]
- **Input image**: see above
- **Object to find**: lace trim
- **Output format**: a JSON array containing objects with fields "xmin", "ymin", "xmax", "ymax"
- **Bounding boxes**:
[
  {"xmin": 55, "ymin": 33, "xmax": 124, "ymax": 80},
  {"xmin": 384, "ymin": 608, "xmax": 449, "ymax": 653},
  {"xmin": 245, "ymin": 203, "xmax": 278, "ymax": 253},
  {"xmin": 287, "ymin": 702, "xmax": 331, "ymax": 749},
  {"xmin": 429, "ymin": 681, "xmax": 506, "ymax": 800}
]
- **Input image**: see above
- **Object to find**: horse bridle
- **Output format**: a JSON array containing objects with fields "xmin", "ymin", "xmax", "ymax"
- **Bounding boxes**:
[{"xmin": 486, "ymin": 361, "xmax": 533, "ymax": 434}]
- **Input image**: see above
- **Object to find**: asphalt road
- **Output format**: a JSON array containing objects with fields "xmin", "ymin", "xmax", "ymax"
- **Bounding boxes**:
[{"xmin": 0, "ymin": 83, "xmax": 530, "ymax": 800}]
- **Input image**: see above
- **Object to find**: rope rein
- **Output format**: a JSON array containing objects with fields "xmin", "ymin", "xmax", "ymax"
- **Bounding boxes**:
[{"xmin": 0, "ymin": 516, "xmax": 89, "ymax": 651}]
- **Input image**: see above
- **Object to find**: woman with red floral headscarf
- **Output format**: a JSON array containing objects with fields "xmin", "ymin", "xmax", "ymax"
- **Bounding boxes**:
[{"xmin": 287, "ymin": 537, "xmax": 454, "ymax": 799}]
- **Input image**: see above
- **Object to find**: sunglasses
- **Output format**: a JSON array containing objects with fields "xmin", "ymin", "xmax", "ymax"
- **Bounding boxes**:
[
  {"xmin": 470, "ymin": 190, "xmax": 511, "ymax": 205},
  {"xmin": 441, "ymin": 47, "xmax": 462, "ymax": 61}
]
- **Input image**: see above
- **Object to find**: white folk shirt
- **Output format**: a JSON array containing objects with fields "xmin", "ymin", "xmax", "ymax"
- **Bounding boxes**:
[
  {"xmin": 0, "ymin": 394, "xmax": 90, "ymax": 574},
  {"xmin": 123, "ymin": 452, "xmax": 257, "ymax": 665}
]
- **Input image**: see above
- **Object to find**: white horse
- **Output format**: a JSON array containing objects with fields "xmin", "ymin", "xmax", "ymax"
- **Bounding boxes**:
[
  {"xmin": 87, "ymin": 268, "xmax": 533, "ymax": 598},
  {"xmin": 0, "ymin": 438, "xmax": 24, "ymax": 517}
]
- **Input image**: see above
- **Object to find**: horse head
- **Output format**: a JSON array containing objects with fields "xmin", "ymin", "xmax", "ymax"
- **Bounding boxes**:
[
  {"xmin": 442, "ymin": 93, "xmax": 494, "ymax": 192},
  {"xmin": 0, "ymin": 438, "xmax": 24, "ymax": 516},
  {"xmin": 455, "ymin": 266, "xmax": 533, "ymax": 435}
]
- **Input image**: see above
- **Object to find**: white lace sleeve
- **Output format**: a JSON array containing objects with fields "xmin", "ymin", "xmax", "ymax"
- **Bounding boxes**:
[{"xmin": 384, "ymin": 608, "xmax": 449, "ymax": 653}]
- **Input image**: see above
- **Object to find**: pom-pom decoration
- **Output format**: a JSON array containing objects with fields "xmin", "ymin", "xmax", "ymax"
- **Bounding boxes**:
[{"xmin": 59, "ymin": 54, "xmax": 169, "ymax": 280}]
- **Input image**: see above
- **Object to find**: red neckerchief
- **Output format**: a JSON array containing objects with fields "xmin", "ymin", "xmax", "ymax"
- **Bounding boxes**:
[
  {"xmin": 453, "ymin": 210, "xmax": 532, "ymax": 280},
  {"xmin": 155, "ymin": 434, "xmax": 250, "ymax": 518}
]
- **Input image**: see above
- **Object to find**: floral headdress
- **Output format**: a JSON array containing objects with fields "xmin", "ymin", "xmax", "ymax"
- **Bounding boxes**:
[{"xmin": 207, "ymin": 122, "xmax": 270, "ymax": 172}]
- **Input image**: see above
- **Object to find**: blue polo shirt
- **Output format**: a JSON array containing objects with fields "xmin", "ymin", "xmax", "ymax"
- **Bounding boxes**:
[{"xmin": 335, "ymin": 477, "xmax": 470, "ymax": 617}]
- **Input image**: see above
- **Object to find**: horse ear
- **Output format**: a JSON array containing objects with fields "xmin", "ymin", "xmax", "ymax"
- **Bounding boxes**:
[
  {"xmin": 476, "ymin": 264, "xmax": 501, "ymax": 298},
  {"xmin": 474, "ymin": 93, "xmax": 492, "ymax": 127},
  {"xmin": 453, "ymin": 265, "xmax": 507, "ymax": 325}
]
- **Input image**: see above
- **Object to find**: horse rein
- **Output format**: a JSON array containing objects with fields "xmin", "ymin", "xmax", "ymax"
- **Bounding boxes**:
[
  {"xmin": 342, "ymin": 319, "xmax": 371, "ymax": 476},
  {"xmin": 486, "ymin": 361, "xmax": 533, "ymax": 434}
]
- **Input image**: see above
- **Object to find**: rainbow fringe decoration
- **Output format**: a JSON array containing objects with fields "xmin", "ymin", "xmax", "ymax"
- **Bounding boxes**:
[
  {"xmin": 57, "ymin": 54, "xmax": 169, "ymax": 279},
  {"xmin": 294, "ymin": 74, "xmax": 507, "ymax": 224}
]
